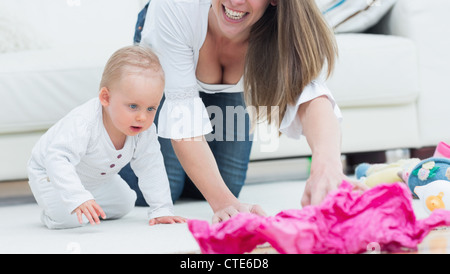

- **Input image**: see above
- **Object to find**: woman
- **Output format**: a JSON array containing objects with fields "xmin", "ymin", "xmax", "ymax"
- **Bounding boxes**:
[{"xmin": 120, "ymin": 0, "xmax": 350, "ymax": 222}]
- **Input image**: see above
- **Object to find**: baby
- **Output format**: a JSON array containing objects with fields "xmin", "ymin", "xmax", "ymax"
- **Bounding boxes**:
[{"xmin": 27, "ymin": 45, "xmax": 186, "ymax": 229}]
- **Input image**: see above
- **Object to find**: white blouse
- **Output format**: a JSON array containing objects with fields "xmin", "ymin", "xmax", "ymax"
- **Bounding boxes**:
[{"xmin": 141, "ymin": 0, "xmax": 342, "ymax": 140}]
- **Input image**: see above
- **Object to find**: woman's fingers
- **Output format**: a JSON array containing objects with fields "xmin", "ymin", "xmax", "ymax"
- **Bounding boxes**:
[
  {"xmin": 249, "ymin": 204, "xmax": 267, "ymax": 216},
  {"xmin": 212, "ymin": 203, "xmax": 266, "ymax": 223}
]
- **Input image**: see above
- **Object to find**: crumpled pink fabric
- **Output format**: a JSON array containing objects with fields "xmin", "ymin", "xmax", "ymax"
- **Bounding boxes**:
[{"xmin": 188, "ymin": 181, "xmax": 450, "ymax": 254}]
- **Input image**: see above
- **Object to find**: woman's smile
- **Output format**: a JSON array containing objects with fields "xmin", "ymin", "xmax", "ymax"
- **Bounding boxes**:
[
  {"xmin": 222, "ymin": 4, "xmax": 248, "ymax": 21},
  {"xmin": 210, "ymin": 0, "xmax": 273, "ymax": 40}
]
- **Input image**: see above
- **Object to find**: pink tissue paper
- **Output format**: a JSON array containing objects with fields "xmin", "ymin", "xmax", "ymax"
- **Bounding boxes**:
[{"xmin": 188, "ymin": 181, "xmax": 450, "ymax": 254}]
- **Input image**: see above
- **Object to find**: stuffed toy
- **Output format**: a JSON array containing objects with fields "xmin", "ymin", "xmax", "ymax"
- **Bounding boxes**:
[
  {"xmin": 406, "ymin": 157, "xmax": 450, "ymax": 198},
  {"xmin": 355, "ymin": 158, "xmax": 420, "ymax": 188},
  {"xmin": 356, "ymin": 142, "xmax": 450, "ymax": 197},
  {"xmin": 414, "ymin": 180, "xmax": 450, "ymax": 214}
]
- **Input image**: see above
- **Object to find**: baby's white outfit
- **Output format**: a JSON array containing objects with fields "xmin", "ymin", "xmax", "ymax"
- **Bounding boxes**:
[{"xmin": 27, "ymin": 98, "xmax": 174, "ymax": 229}]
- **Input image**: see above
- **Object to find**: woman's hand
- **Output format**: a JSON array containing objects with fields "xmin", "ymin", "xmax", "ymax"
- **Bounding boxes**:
[
  {"xmin": 301, "ymin": 156, "xmax": 368, "ymax": 207},
  {"xmin": 171, "ymin": 137, "xmax": 267, "ymax": 224},
  {"xmin": 149, "ymin": 216, "xmax": 187, "ymax": 226},
  {"xmin": 297, "ymin": 96, "xmax": 368, "ymax": 207},
  {"xmin": 212, "ymin": 203, "xmax": 266, "ymax": 223}
]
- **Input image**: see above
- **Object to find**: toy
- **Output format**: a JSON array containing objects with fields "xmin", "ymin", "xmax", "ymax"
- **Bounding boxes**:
[
  {"xmin": 434, "ymin": 141, "xmax": 450, "ymax": 158},
  {"xmin": 406, "ymin": 157, "xmax": 450, "ymax": 198},
  {"xmin": 356, "ymin": 142, "xmax": 450, "ymax": 191},
  {"xmin": 355, "ymin": 158, "xmax": 420, "ymax": 188},
  {"xmin": 414, "ymin": 180, "xmax": 450, "ymax": 215}
]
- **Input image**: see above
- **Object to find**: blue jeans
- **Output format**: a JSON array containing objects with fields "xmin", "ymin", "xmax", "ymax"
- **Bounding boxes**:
[
  {"xmin": 119, "ymin": 92, "xmax": 253, "ymax": 205},
  {"xmin": 133, "ymin": 1, "xmax": 149, "ymax": 44}
]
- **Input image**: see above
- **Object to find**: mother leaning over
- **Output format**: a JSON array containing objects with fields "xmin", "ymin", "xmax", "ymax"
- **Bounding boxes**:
[{"xmin": 120, "ymin": 0, "xmax": 356, "ymax": 222}]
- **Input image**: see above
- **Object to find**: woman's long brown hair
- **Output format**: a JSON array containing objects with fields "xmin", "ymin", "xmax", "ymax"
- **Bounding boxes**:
[{"xmin": 244, "ymin": 0, "xmax": 337, "ymax": 129}]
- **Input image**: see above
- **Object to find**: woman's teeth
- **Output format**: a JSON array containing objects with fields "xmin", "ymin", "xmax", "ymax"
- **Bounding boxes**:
[{"xmin": 224, "ymin": 6, "xmax": 247, "ymax": 20}]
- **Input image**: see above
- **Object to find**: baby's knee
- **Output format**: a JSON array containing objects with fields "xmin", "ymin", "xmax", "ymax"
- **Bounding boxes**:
[
  {"xmin": 121, "ymin": 190, "xmax": 137, "ymax": 215},
  {"xmin": 105, "ymin": 190, "xmax": 137, "ymax": 220}
]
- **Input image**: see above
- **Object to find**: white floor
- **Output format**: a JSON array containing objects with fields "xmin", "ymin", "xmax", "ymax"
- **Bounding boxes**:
[
  {"xmin": 0, "ymin": 179, "xmax": 428, "ymax": 254},
  {"xmin": 0, "ymin": 180, "xmax": 308, "ymax": 254}
]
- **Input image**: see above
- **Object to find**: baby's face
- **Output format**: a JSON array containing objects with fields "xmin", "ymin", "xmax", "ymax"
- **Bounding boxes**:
[{"xmin": 102, "ymin": 69, "xmax": 164, "ymax": 137}]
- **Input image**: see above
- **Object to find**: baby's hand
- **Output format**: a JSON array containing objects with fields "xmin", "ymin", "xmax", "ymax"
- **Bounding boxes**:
[
  {"xmin": 149, "ymin": 216, "xmax": 187, "ymax": 226},
  {"xmin": 74, "ymin": 199, "xmax": 106, "ymax": 225}
]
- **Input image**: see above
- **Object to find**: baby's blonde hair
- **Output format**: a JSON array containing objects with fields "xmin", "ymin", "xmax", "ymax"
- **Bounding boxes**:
[{"xmin": 100, "ymin": 45, "xmax": 164, "ymax": 89}]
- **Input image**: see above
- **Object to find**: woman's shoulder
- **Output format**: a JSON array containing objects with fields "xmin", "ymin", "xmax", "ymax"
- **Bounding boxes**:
[
  {"xmin": 152, "ymin": 0, "xmax": 211, "ymax": 13},
  {"xmin": 173, "ymin": 0, "xmax": 211, "ymax": 5},
  {"xmin": 146, "ymin": 0, "xmax": 210, "ymax": 49},
  {"xmin": 152, "ymin": 0, "xmax": 211, "ymax": 24},
  {"xmin": 171, "ymin": 0, "xmax": 211, "ymax": 7}
]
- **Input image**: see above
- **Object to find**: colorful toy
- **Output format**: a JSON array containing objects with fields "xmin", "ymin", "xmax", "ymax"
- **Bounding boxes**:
[
  {"xmin": 356, "ymin": 142, "xmax": 450, "ymax": 193},
  {"xmin": 434, "ymin": 141, "xmax": 450, "ymax": 158},
  {"xmin": 406, "ymin": 157, "xmax": 450, "ymax": 198},
  {"xmin": 414, "ymin": 180, "xmax": 450, "ymax": 215},
  {"xmin": 355, "ymin": 158, "xmax": 420, "ymax": 188},
  {"xmin": 356, "ymin": 142, "xmax": 450, "ymax": 215}
]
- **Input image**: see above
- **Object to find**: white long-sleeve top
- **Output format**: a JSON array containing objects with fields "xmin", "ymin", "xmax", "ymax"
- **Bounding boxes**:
[
  {"xmin": 27, "ymin": 98, "xmax": 174, "ymax": 219},
  {"xmin": 141, "ymin": 0, "xmax": 342, "ymax": 140}
]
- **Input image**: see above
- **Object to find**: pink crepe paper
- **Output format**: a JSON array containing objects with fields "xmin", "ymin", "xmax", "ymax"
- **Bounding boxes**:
[{"xmin": 188, "ymin": 181, "xmax": 450, "ymax": 254}]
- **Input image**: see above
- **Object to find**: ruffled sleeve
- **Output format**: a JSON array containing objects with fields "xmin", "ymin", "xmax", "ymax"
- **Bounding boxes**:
[
  {"xmin": 157, "ymin": 86, "xmax": 212, "ymax": 139},
  {"xmin": 140, "ymin": 0, "xmax": 212, "ymax": 139},
  {"xmin": 279, "ymin": 73, "xmax": 342, "ymax": 139}
]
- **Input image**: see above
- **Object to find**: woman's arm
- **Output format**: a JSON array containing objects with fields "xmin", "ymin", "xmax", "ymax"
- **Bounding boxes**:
[
  {"xmin": 171, "ymin": 137, "xmax": 266, "ymax": 222},
  {"xmin": 297, "ymin": 95, "xmax": 346, "ymax": 206}
]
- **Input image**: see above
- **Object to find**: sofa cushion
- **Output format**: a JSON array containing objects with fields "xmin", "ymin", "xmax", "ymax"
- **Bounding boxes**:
[
  {"xmin": 0, "ymin": 33, "xmax": 420, "ymax": 135},
  {"xmin": 317, "ymin": 0, "xmax": 398, "ymax": 33},
  {"xmin": 0, "ymin": 46, "xmax": 117, "ymax": 134},
  {"xmin": 1, "ymin": 0, "xmax": 143, "ymax": 48},
  {"xmin": 0, "ymin": 2, "xmax": 49, "ymax": 53},
  {"xmin": 0, "ymin": 0, "xmax": 145, "ymax": 135},
  {"xmin": 381, "ymin": 0, "xmax": 450, "ymax": 147},
  {"xmin": 328, "ymin": 33, "xmax": 420, "ymax": 108}
]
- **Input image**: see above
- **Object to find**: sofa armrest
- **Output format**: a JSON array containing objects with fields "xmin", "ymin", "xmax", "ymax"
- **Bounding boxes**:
[{"xmin": 377, "ymin": 0, "xmax": 450, "ymax": 147}]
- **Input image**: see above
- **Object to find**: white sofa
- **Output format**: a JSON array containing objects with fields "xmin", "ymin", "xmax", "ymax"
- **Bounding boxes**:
[{"xmin": 1, "ymin": 0, "xmax": 449, "ymax": 181}]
